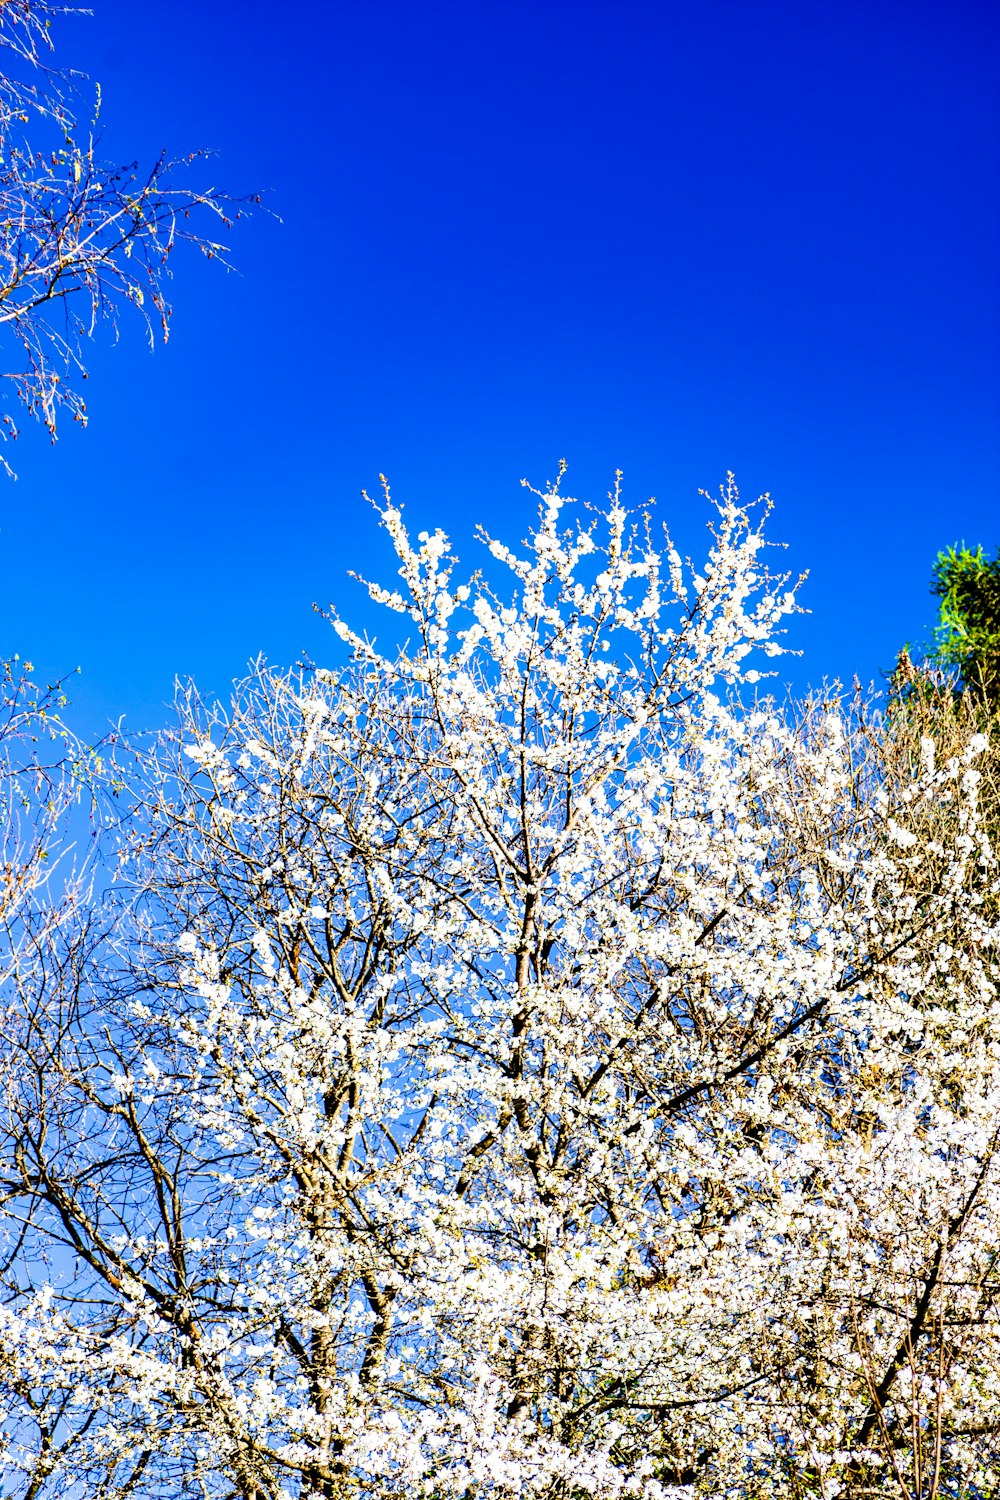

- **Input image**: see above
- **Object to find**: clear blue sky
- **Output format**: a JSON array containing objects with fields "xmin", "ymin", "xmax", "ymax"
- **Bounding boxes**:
[{"xmin": 2, "ymin": 0, "xmax": 997, "ymax": 738}]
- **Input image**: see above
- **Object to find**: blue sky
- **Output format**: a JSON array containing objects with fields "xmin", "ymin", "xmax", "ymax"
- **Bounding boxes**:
[{"xmin": 1, "ymin": 0, "xmax": 997, "ymax": 738}]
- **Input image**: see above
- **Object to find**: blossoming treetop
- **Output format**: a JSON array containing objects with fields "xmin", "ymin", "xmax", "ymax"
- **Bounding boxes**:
[{"xmin": 1, "ymin": 473, "xmax": 997, "ymax": 1498}]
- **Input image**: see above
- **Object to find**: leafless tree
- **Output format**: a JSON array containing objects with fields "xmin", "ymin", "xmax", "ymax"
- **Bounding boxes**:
[
  {"xmin": 0, "ymin": 654, "xmax": 83, "ymax": 962},
  {"xmin": 0, "ymin": 0, "xmax": 253, "ymax": 467}
]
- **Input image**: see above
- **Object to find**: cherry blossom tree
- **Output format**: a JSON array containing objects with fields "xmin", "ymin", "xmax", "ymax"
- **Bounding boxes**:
[
  {"xmin": 0, "ymin": 473, "xmax": 998, "ymax": 1499},
  {"xmin": 0, "ymin": 0, "xmax": 249, "ymax": 466}
]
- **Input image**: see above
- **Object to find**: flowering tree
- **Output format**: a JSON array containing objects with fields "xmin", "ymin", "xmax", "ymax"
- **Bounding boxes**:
[
  {"xmin": 0, "ymin": 0, "xmax": 248, "ymax": 465},
  {"xmin": 0, "ymin": 654, "xmax": 81, "ymax": 968},
  {"xmin": 0, "ymin": 474, "xmax": 998, "ymax": 1499}
]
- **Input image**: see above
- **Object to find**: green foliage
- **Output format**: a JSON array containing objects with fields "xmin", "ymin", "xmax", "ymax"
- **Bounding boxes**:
[{"xmin": 931, "ymin": 542, "xmax": 1000, "ymax": 704}]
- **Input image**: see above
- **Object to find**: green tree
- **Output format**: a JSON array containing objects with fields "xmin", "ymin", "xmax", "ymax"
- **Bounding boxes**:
[{"xmin": 931, "ymin": 542, "xmax": 1000, "ymax": 706}]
